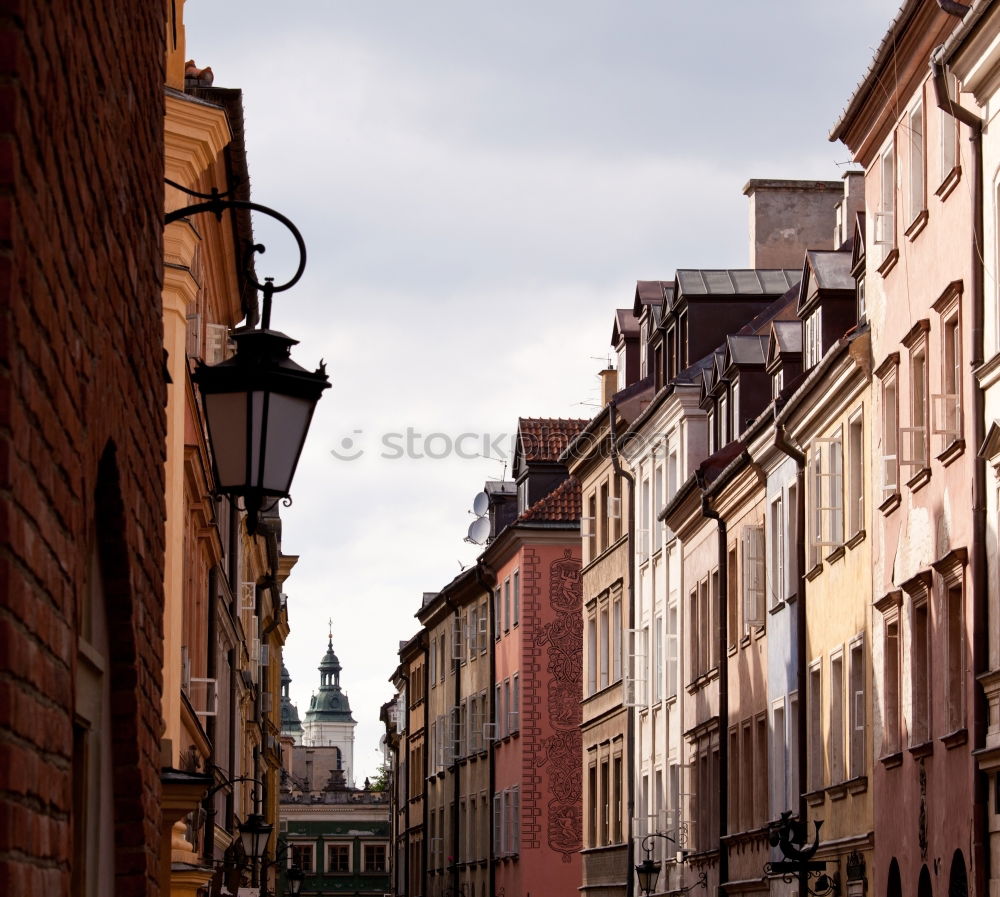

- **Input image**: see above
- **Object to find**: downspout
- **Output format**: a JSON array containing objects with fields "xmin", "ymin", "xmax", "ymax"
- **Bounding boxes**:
[
  {"xmin": 422, "ymin": 635, "xmax": 431, "ymax": 897},
  {"xmin": 932, "ymin": 52, "xmax": 989, "ymax": 897},
  {"xmin": 609, "ymin": 402, "xmax": 637, "ymax": 897},
  {"xmin": 475, "ymin": 561, "xmax": 498, "ymax": 897},
  {"xmin": 203, "ymin": 567, "xmax": 220, "ymax": 864},
  {"xmin": 773, "ymin": 421, "xmax": 807, "ymax": 897},
  {"xmin": 695, "ymin": 468, "xmax": 728, "ymax": 897}
]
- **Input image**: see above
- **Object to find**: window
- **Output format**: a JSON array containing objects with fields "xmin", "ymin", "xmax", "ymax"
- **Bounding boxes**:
[
  {"xmin": 788, "ymin": 691, "xmax": 800, "ymax": 802},
  {"xmin": 858, "ymin": 273, "xmax": 867, "ymax": 323},
  {"xmin": 709, "ymin": 569, "xmax": 720, "ymax": 668},
  {"xmin": 512, "ymin": 570, "xmax": 520, "ymax": 626},
  {"xmin": 688, "ymin": 586, "xmax": 700, "ymax": 682},
  {"xmin": 707, "ymin": 408, "xmax": 716, "ymax": 454},
  {"xmin": 878, "ymin": 592, "xmax": 903, "ymax": 756},
  {"xmin": 879, "ymin": 360, "xmax": 900, "ymax": 499},
  {"xmin": 612, "ymin": 594, "xmax": 623, "ymax": 683},
  {"xmin": 588, "ymin": 764, "xmax": 598, "ymax": 847},
  {"xmin": 770, "ymin": 495, "xmax": 784, "ymax": 608},
  {"xmin": 906, "ymin": 341, "xmax": 930, "ymax": 471},
  {"xmin": 719, "ymin": 394, "xmax": 729, "ymax": 446},
  {"xmin": 586, "ymin": 612, "xmax": 597, "ymax": 696},
  {"xmin": 911, "ymin": 595, "xmax": 930, "ymax": 744},
  {"xmin": 468, "ymin": 606, "xmax": 478, "ymax": 662},
  {"xmin": 666, "ymin": 603, "xmax": 678, "ymax": 699},
  {"xmin": 639, "ymin": 477, "xmax": 650, "ymax": 561},
  {"xmin": 653, "ymin": 615, "xmax": 663, "ymax": 703},
  {"xmin": 493, "ymin": 588, "xmax": 502, "ymax": 640},
  {"xmin": 727, "ymin": 546, "xmax": 738, "ymax": 651},
  {"xmin": 325, "ymin": 843, "xmax": 347, "ymax": 874},
  {"xmin": 755, "ymin": 714, "xmax": 768, "ymax": 825},
  {"xmin": 363, "ymin": 844, "xmax": 387, "ymax": 873},
  {"xmin": 848, "ymin": 412, "xmax": 864, "ymax": 537},
  {"xmin": 600, "ymin": 480, "xmax": 610, "ymax": 554},
  {"xmin": 772, "ymin": 700, "xmax": 787, "ymax": 813},
  {"xmin": 510, "ymin": 674, "xmax": 519, "ymax": 733},
  {"xmin": 600, "ymin": 760, "xmax": 610, "ymax": 844},
  {"xmin": 599, "ymin": 606, "xmax": 610, "ymax": 690},
  {"xmin": 908, "ymin": 100, "xmax": 926, "ymax": 223},
  {"xmin": 786, "ymin": 483, "xmax": 798, "ymax": 595},
  {"xmin": 502, "ymin": 679, "xmax": 511, "ymax": 738},
  {"xmin": 829, "ymin": 651, "xmax": 845, "ymax": 784},
  {"xmin": 849, "ymin": 635, "xmax": 865, "ymax": 779},
  {"xmin": 742, "ymin": 524, "xmax": 765, "ymax": 635},
  {"xmin": 946, "ymin": 580, "xmax": 966, "ymax": 732},
  {"xmin": 612, "ymin": 756, "xmax": 623, "ymax": 843},
  {"xmin": 877, "ymin": 141, "xmax": 896, "ymax": 261},
  {"xmin": 811, "ymin": 432, "xmax": 844, "ymax": 555},
  {"xmin": 612, "ymin": 475, "xmax": 623, "ymax": 542},
  {"xmin": 934, "ymin": 297, "xmax": 963, "ymax": 451},
  {"xmin": 940, "ymin": 90, "xmax": 958, "ymax": 180},
  {"xmin": 698, "ymin": 579, "xmax": 710, "ymax": 671},
  {"xmin": 585, "ymin": 493, "xmax": 597, "ymax": 562},
  {"xmin": 805, "ymin": 308, "xmax": 823, "ymax": 369},
  {"xmin": 808, "ymin": 660, "xmax": 823, "ymax": 791},
  {"xmin": 429, "ymin": 639, "xmax": 437, "ymax": 689},
  {"xmin": 503, "ymin": 578, "xmax": 511, "ymax": 632}
]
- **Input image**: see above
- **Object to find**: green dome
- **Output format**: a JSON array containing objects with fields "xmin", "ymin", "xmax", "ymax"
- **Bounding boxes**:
[{"xmin": 304, "ymin": 634, "xmax": 355, "ymax": 723}]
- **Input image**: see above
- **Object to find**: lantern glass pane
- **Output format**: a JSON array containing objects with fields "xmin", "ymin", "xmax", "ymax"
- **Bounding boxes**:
[
  {"xmin": 261, "ymin": 393, "xmax": 314, "ymax": 493},
  {"xmin": 204, "ymin": 392, "xmax": 249, "ymax": 489}
]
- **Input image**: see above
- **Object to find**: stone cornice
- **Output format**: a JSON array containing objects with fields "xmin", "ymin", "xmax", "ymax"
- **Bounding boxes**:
[{"xmin": 164, "ymin": 88, "xmax": 232, "ymax": 187}]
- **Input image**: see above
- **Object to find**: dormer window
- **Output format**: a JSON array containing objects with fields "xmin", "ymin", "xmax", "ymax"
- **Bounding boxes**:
[
  {"xmin": 617, "ymin": 347, "xmax": 626, "ymax": 391},
  {"xmin": 517, "ymin": 480, "xmax": 528, "ymax": 514},
  {"xmin": 857, "ymin": 274, "xmax": 866, "ymax": 324},
  {"xmin": 718, "ymin": 394, "xmax": 729, "ymax": 446},
  {"xmin": 804, "ymin": 308, "xmax": 822, "ymax": 369},
  {"xmin": 732, "ymin": 379, "xmax": 741, "ymax": 435},
  {"xmin": 707, "ymin": 408, "xmax": 716, "ymax": 454},
  {"xmin": 640, "ymin": 321, "xmax": 649, "ymax": 378},
  {"xmin": 772, "ymin": 368, "xmax": 784, "ymax": 400}
]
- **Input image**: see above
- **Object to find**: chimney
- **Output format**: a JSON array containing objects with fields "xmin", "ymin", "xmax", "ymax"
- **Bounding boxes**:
[
  {"xmin": 599, "ymin": 368, "xmax": 618, "ymax": 406},
  {"xmin": 744, "ymin": 179, "xmax": 844, "ymax": 268}
]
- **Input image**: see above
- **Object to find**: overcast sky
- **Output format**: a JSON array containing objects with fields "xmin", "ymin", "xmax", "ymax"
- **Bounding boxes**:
[{"xmin": 186, "ymin": 0, "xmax": 901, "ymax": 782}]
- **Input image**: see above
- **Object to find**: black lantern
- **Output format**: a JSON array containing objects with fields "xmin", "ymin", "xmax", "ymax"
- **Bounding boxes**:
[
  {"xmin": 194, "ymin": 327, "xmax": 330, "ymax": 533},
  {"xmin": 238, "ymin": 812, "xmax": 273, "ymax": 862},
  {"xmin": 286, "ymin": 864, "xmax": 306, "ymax": 896},
  {"xmin": 636, "ymin": 856, "xmax": 662, "ymax": 896}
]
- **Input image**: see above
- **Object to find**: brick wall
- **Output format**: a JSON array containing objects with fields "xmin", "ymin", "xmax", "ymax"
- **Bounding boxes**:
[{"xmin": 0, "ymin": 3, "xmax": 166, "ymax": 896}]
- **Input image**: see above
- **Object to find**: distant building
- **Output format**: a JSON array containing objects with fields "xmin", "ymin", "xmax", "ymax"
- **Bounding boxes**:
[{"xmin": 280, "ymin": 635, "xmax": 390, "ymax": 896}]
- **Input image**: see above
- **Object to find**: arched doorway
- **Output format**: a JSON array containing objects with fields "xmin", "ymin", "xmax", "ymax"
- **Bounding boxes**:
[
  {"xmin": 887, "ymin": 858, "xmax": 903, "ymax": 897},
  {"xmin": 948, "ymin": 850, "xmax": 969, "ymax": 897},
  {"xmin": 918, "ymin": 864, "xmax": 933, "ymax": 897}
]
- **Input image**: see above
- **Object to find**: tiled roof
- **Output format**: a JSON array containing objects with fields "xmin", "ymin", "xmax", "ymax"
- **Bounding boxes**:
[
  {"xmin": 675, "ymin": 268, "xmax": 801, "ymax": 297},
  {"xmin": 518, "ymin": 418, "xmax": 589, "ymax": 463},
  {"xmin": 518, "ymin": 476, "xmax": 581, "ymax": 523}
]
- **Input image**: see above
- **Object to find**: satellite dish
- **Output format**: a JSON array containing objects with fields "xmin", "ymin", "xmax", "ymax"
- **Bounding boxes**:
[
  {"xmin": 467, "ymin": 516, "xmax": 491, "ymax": 545},
  {"xmin": 472, "ymin": 491, "xmax": 489, "ymax": 517}
]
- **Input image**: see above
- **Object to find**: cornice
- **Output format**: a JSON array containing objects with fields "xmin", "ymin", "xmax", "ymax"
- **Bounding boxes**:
[{"xmin": 164, "ymin": 88, "xmax": 232, "ymax": 187}]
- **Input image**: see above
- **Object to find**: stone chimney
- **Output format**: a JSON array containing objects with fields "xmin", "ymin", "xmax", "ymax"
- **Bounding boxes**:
[
  {"xmin": 835, "ymin": 170, "xmax": 865, "ymax": 248},
  {"xmin": 599, "ymin": 368, "xmax": 618, "ymax": 406},
  {"xmin": 744, "ymin": 178, "xmax": 844, "ymax": 268}
]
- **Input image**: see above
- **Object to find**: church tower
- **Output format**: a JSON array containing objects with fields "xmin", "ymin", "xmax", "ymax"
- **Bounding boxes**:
[{"xmin": 302, "ymin": 625, "xmax": 357, "ymax": 785}]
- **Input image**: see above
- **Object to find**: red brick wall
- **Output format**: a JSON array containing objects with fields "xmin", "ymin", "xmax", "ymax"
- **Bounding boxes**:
[{"xmin": 0, "ymin": 3, "xmax": 166, "ymax": 896}]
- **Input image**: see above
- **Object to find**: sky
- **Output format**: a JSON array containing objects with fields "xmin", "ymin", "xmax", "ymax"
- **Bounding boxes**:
[{"xmin": 185, "ymin": 0, "xmax": 902, "ymax": 783}]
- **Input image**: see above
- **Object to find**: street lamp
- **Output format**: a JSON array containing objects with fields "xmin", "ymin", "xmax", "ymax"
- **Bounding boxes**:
[
  {"xmin": 238, "ymin": 812, "xmax": 273, "ymax": 864},
  {"xmin": 286, "ymin": 865, "xmax": 306, "ymax": 896},
  {"xmin": 165, "ymin": 179, "xmax": 331, "ymax": 534},
  {"xmin": 635, "ymin": 832, "xmax": 707, "ymax": 897}
]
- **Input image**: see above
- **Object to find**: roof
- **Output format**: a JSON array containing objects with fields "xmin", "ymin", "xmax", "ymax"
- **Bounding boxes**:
[
  {"xmin": 829, "ymin": 0, "xmax": 923, "ymax": 141},
  {"xmin": 517, "ymin": 418, "xmax": 589, "ymax": 464},
  {"xmin": 675, "ymin": 268, "xmax": 801, "ymax": 298},
  {"xmin": 612, "ymin": 307, "xmax": 640, "ymax": 343},
  {"xmin": 805, "ymin": 250, "xmax": 855, "ymax": 292},
  {"xmin": 518, "ymin": 476, "xmax": 581, "ymax": 523},
  {"xmin": 726, "ymin": 334, "xmax": 769, "ymax": 367},
  {"xmin": 633, "ymin": 280, "xmax": 673, "ymax": 315},
  {"xmin": 771, "ymin": 320, "xmax": 803, "ymax": 355}
]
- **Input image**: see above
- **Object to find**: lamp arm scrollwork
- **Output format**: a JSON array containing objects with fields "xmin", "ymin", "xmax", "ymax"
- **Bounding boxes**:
[{"xmin": 164, "ymin": 178, "xmax": 307, "ymax": 329}]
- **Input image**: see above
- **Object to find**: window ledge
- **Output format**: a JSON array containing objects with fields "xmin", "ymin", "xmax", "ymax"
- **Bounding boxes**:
[
  {"xmin": 936, "ymin": 165, "xmax": 962, "ymax": 200},
  {"xmin": 907, "ymin": 466, "xmax": 932, "ymax": 493},
  {"xmin": 740, "ymin": 635, "xmax": 751, "ymax": 649},
  {"xmin": 804, "ymin": 788, "xmax": 826, "ymax": 808},
  {"xmin": 846, "ymin": 775, "xmax": 868, "ymax": 795},
  {"xmin": 754, "ymin": 623, "xmax": 766, "ymax": 641},
  {"xmin": 878, "ymin": 248, "xmax": 900, "ymax": 278},
  {"xmin": 905, "ymin": 209, "xmax": 929, "ymax": 241},
  {"xmin": 825, "ymin": 545, "xmax": 846, "ymax": 564},
  {"xmin": 908, "ymin": 739, "xmax": 934, "ymax": 759},
  {"xmin": 846, "ymin": 529, "xmax": 866, "ymax": 550},
  {"xmin": 880, "ymin": 750, "xmax": 903, "ymax": 769},
  {"xmin": 941, "ymin": 727, "xmax": 968, "ymax": 749},
  {"xmin": 937, "ymin": 439, "xmax": 965, "ymax": 467},
  {"xmin": 880, "ymin": 492, "xmax": 901, "ymax": 516},
  {"xmin": 805, "ymin": 562, "xmax": 824, "ymax": 582},
  {"xmin": 728, "ymin": 644, "xmax": 738, "ymax": 658},
  {"xmin": 826, "ymin": 783, "xmax": 848, "ymax": 802},
  {"xmin": 769, "ymin": 599, "xmax": 787, "ymax": 616}
]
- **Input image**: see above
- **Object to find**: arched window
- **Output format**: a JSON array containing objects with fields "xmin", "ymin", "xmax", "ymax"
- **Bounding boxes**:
[
  {"xmin": 887, "ymin": 858, "xmax": 903, "ymax": 897},
  {"xmin": 918, "ymin": 864, "xmax": 933, "ymax": 897}
]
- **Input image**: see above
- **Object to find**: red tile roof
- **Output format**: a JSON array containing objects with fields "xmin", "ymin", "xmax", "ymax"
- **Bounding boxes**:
[
  {"xmin": 518, "ymin": 476, "xmax": 581, "ymax": 523},
  {"xmin": 518, "ymin": 417, "xmax": 589, "ymax": 463}
]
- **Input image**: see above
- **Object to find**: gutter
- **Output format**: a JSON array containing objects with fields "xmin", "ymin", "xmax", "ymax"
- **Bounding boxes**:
[
  {"xmin": 694, "ymin": 467, "xmax": 729, "ymax": 897},
  {"xmin": 930, "ymin": 48, "xmax": 989, "ymax": 897},
  {"xmin": 610, "ymin": 401, "xmax": 637, "ymax": 897}
]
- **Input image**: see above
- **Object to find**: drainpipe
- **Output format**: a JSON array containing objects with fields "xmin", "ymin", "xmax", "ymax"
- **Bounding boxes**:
[
  {"xmin": 932, "ymin": 51, "xmax": 988, "ymax": 897},
  {"xmin": 773, "ymin": 421, "xmax": 807, "ymax": 897},
  {"xmin": 422, "ymin": 635, "xmax": 431, "ymax": 897},
  {"xmin": 609, "ymin": 402, "xmax": 637, "ymax": 897},
  {"xmin": 695, "ymin": 467, "xmax": 729, "ymax": 897}
]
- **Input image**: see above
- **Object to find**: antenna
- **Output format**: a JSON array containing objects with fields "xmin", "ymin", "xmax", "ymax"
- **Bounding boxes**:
[{"xmin": 466, "ymin": 517, "xmax": 491, "ymax": 545}]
